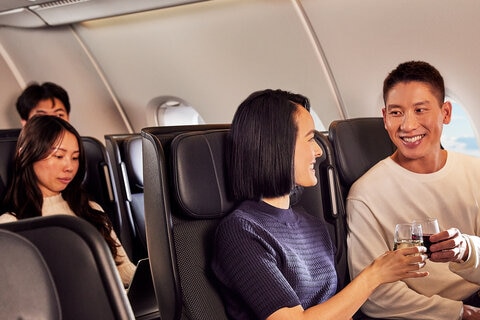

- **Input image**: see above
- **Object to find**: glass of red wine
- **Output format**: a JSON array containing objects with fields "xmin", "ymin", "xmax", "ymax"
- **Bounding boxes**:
[{"xmin": 413, "ymin": 218, "xmax": 440, "ymax": 257}]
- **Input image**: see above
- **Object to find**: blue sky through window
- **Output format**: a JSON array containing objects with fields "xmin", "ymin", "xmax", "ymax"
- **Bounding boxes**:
[{"xmin": 441, "ymin": 100, "xmax": 480, "ymax": 157}]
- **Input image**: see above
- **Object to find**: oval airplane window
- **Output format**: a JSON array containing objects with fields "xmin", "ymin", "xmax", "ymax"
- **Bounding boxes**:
[
  {"xmin": 147, "ymin": 96, "xmax": 205, "ymax": 126},
  {"xmin": 441, "ymin": 97, "xmax": 480, "ymax": 157}
]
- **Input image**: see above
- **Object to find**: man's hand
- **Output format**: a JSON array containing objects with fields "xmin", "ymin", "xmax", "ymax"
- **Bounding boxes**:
[
  {"xmin": 463, "ymin": 304, "xmax": 480, "ymax": 320},
  {"xmin": 429, "ymin": 228, "xmax": 468, "ymax": 263}
]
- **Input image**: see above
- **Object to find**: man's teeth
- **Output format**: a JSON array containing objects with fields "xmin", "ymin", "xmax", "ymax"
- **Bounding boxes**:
[{"xmin": 403, "ymin": 135, "xmax": 424, "ymax": 143}]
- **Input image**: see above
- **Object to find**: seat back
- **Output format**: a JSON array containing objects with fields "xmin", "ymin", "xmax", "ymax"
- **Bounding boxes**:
[
  {"xmin": 0, "ymin": 229, "xmax": 61, "ymax": 319},
  {"xmin": 142, "ymin": 127, "xmax": 232, "ymax": 320},
  {"xmin": 0, "ymin": 128, "xmax": 21, "ymax": 138},
  {"xmin": 105, "ymin": 125, "xmax": 230, "ymax": 263},
  {"xmin": 0, "ymin": 137, "xmax": 17, "ymax": 201},
  {"xmin": 328, "ymin": 117, "xmax": 396, "ymax": 198},
  {"xmin": 80, "ymin": 136, "xmax": 116, "ymax": 230},
  {"xmin": 0, "ymin": 215, "xmax": 135, "ymax": 320},
  {"xmin": 329, "ymin": 122, "xmax": 396, "ymax": 320},
  {"xmin": 105, "ymin": 133, "xmax": 146, "ymax": 262}
]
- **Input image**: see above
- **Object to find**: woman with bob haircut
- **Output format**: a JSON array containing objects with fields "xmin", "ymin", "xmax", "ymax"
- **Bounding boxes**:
[
  {"xmin": 0, "ymin": 115, "xmax": 135, "ymax": 287},
  {"xmin": 212, "ymin": 89, "xmax": 428, "ymax": 320}
]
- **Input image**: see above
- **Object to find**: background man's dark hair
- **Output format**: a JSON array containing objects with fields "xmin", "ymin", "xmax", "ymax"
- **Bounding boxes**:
[{"xmin": 16, "ymin": 82, "xmax": 71, "ymax": 121}]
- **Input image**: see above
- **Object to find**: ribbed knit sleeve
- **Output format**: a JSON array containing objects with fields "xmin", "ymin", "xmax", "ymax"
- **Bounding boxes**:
[{"xmin": 212, "ymin": 200, "xmax": 337, "ymax": 320}]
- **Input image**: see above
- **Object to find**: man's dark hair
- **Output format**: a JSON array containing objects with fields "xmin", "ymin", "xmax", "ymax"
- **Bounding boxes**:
[
  {"xmin": 383, "ymin": 61, "xmax": 445, "ymax": 105},
  {"xmin": 16, "ymin": 82, "xmax": 71, "ymax": 120}
]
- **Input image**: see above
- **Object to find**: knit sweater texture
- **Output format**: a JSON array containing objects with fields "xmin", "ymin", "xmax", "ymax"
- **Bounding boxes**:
[{"xmin": 212, "ymin": 200, "xmax": 337, "ymax": 320}]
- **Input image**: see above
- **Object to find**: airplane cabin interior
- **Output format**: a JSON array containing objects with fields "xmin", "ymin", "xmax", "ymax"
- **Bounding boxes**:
[{"xmin": 0, "ymin": 1, "xmax": 479, "ymax": 319}]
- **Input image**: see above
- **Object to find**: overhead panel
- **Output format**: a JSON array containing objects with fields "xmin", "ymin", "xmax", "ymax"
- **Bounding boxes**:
[
  {"xmin": 0, "ymin": 0, "xmax": 207, "ymax": 28},
  {"xmin": 0, "ymin": 8, "xmax": 46, "ymax": 28},
  {"xmin": 0, "ymin": 0, "xmax": 54, "ymax": 12}
]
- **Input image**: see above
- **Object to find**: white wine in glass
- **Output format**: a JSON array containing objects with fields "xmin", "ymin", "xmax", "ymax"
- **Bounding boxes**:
[{"xmin": 394, "ymin": 223, "xmax": 423, "ymax": 250}]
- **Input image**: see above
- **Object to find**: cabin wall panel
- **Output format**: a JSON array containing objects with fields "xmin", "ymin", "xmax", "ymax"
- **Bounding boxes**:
[
  {"xmin": 73, "ymin": 0, "xmax": 342, "ymax": 132},
  {"xmin": 0, "ymin": 55, "xmax": 21, "ymax": 127},
  {"xmin": 0, "ymin": 26, "xmax": 129, "ymax": 141}
]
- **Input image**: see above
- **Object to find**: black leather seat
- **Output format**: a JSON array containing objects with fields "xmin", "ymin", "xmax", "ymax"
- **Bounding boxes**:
[
  {"xmin": 105, "ymin": 133, "xmax": 146, "ymax": 262},
  {"xmin": 105, "ymin": 125, "xmax": 230, "ymax": 263},
  {"xmin": 0, "ymin": 137, "xmax": 17, "ymax": 202},
  {"xmin": 329, "ymin": 118, "xmax": 395, "ymax": 320},
  {"xmin": 106, "ymin": 125, "xmax": 230, "ymax": 320},
  {"xmin": 0, "ymin": 228, "xmax": 61, "ymax": 319},
  {"xmin": 0, "ymin": 128, "xmax": 21, "ymax": 138},
  {"xmin": 142, "ymin": 128, "xmax": 232, "ymax": 320},
  {"xmin": 81, "ymin": 136, "xmax": 117, "ymax": 230},
  {"xmin": 0, "ymin": 215, "xmax": 135, "ymax": 320},
  {"xmin": 328, "ymin": 117, "xmax": 396, "ymax": 199},
  {"xmin": 141, "ymin": 126, "xmax": 347, "ymax": 319}
]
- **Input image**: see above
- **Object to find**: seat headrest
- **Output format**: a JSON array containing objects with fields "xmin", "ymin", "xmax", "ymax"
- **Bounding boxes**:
[
  {"xmin": 329, "ymin": 117, "xmax": 396, "ymax": 188},
  {"xmin": 125, "ymin": 136, "xmax": 143, "ymax": 189},
  {"xmin": 0, "ymin": 138, "xmax": 17, "ymax": 201},
  {"xmin": 170, "ymin": 130, "xmax": 234, "ymax": 219},
  {"xmin": 0, "ymin": 229, "xmax": 61, "ymax": 319}
]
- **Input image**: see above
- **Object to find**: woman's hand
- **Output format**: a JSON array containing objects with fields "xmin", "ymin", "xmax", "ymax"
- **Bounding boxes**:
[{"xmin": 368, "ymin": 246, "xmax": 428, "ymax": 285}]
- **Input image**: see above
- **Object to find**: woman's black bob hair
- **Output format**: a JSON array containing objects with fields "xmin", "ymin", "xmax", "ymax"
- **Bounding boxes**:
[{"xmin": 228, "ymin": 89, "xmax": 310, "ymax": 201}]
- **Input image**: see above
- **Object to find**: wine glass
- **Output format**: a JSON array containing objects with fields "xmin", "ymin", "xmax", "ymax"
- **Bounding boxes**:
[
  {"xmin": 413, "ymin": 218, "xmax": 440, "ymax": 257},
  {"xmin": 394, "ymin": 223, "xmax": 423, "ymax": 250}
]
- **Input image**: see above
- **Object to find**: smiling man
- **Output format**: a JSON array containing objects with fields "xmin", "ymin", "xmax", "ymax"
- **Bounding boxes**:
[
  {"xmin": 383, "ymin": 80, "xmax": 451, "ymax": 174},
  {"xmin": 346, "ymin": 61, "xmax": 480, "ymax": 320}
]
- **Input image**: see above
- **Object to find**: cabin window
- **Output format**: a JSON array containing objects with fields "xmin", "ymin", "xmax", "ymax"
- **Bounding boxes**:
[
  {"xmin": 147, "ymin": 96, "xmax": 205, "ymax": 126},
  {"xmin": 310, "ymin": 109, "xmax": 326, "ymax": 131},
  {"xmin": 441, "ymin": 97, "xmax": 480, "ymax": 157}
]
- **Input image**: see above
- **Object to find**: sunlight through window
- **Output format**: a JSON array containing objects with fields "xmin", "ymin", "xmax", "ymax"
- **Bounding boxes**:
[{"xmin": 441, "ymin": 98, "xmax": 479, "ymax": 157}]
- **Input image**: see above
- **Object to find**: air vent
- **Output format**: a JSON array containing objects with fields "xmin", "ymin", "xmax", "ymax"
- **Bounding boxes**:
[
  {"xmin": 30, "ymin": 0, "xmax": 90, "ymax": 11},
  {"xmin": 1, "ymin": 0, "xmax": 206, "ymax": 27}
]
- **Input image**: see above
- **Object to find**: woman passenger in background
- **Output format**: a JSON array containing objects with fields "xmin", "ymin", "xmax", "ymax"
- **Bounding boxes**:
[
  {"xmin": 0, "ymin": 115, "xmax": 135, "ymax": 287},
  {"xmin": 212, "ymin": 89, "xmax": 428, "ymax": 320}
]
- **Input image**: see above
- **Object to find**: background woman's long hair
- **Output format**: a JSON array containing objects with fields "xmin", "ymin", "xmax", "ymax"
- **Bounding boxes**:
[{"xmin": 2, "ymin": 116, "xmax": 119, "ymax": 261}]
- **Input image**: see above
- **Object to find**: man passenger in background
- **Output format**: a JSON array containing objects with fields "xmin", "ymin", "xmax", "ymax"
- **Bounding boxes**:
[
  {"xmin": 16, "ymin": 82, "xmax": 70, "ymax": 125},
  {"xmin": 347, "ymin": 61, "xmax": 480, "ymax": 320},
  {"xmin": 1, "ymin": 81, "xmax": 71, "ymax": 200}
]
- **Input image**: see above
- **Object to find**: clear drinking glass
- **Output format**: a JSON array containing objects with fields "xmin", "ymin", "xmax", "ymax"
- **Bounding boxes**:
[
  {"xmin": 393, "ymin": 223, "xmax": 423, "ymax": 250},
  {"xmin": 413, "ymin": 218, "xmax": 440, "ymax": 257}
]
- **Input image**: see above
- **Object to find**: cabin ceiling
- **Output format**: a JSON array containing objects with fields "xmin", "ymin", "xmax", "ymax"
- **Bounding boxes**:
[{"xmin": 0, "ymin": 0, "xmax": 207, "ymax": 28}]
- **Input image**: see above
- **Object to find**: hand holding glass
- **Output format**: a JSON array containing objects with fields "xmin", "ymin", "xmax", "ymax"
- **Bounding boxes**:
[
  {"xmin": 413, "ymin": 218, "xmax": 440, "ymax": 257},
  {"xmin": 394, "ymin": 223, "xmax": 423, "ymax": 250}
]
